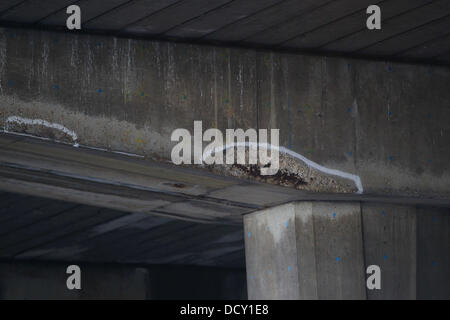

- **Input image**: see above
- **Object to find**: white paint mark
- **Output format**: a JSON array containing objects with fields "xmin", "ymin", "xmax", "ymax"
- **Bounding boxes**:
[
  {"xmin": 203, "ymin": 142, "xmax": 364, "ymax": 194},
  {"xmin": 5, "ymin": 116, "xmax": 79, "ymax": 147}
]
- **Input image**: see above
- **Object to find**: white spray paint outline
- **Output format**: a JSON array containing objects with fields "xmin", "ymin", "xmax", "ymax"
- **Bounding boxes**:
[
  {"xmin": 5, "ymin": 116, "xmax": 79, "ymax": 147},
  {"xmin": 202, "ymin": 141, "xmax": 364, "ymax": 194}
]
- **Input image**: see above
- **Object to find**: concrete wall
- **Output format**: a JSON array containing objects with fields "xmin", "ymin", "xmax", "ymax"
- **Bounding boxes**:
[
  {"xmin": 245, "ymin": 202, "xmax": 367, "ymax": 299},
  {"xmin": 0, "ymin": 27, "xmax": 449, "ymax": 198},
  {"xmin": 362, "ymin": 203, "xmax": 417, "ymax": 299},
  {"xmin": 244, "ymin": 201, "xmax": 449, "ymax": 300},
  {"xmin": 0, "ymin": 261, "xmax": 247, "ymax": 300},
  {"xmin": 362, "ymin": 204, "xmax": 449, "ymax": 300},
  {"xmin": 416, "ymin": 206, "xmax": 450, "ymax": 299}
]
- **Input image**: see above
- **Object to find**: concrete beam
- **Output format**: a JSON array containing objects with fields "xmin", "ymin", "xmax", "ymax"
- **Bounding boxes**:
[
  {"xmin": 0, "ymin": 27, "xmax": 449, "ymax": 199},
  {"xmin": 1, "ymin": 133, "xmax": 448, "ymax": 225}
]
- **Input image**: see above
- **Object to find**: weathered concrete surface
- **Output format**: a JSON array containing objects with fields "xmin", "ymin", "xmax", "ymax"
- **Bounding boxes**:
[
  {"xmin": 311, "ymin": 202, "xmax": 366, "ymax": 299},
  {"xmin": 416, "ymin": 206, "xmax": 450, "ymax": 300},
  {"xmin": 0, "ymin": 260, "xmax": 149, "ymax": 299},
  {"xmin": 362, "ymin": 203, "xmax": 450, "ymax": 299},
  {"xmin": 244, "ymin": 203, "xmax": 301, "ymax": 299},
  {"xmin": 0, "ymin": 260, "xmax": 247, "ymax": 300},
  {"xmin": 0, "ymin": 27, "xmax": 449, "ymax": 199},
  {"xmin": 244, "ymin": 201, "xmax": 366, "ymax": 299},
  {"xmin": 245, "ymin": 201, "xmax": 450, "ymax": 300},
  {"xmin": 362, "ymin": 203, "xmax": 417, "ymax": 299}
]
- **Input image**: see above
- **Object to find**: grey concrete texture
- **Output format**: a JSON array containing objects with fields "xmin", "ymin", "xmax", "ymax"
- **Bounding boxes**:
[
  {"xmin": 308, "ymin": 202, "xmax": 366, "ymax": 299},
  {"xmin": 362, "ymin": 203, "xmax": 417, "ymax": 299},
  {"xmin": 0, "ymin": 27, "xmax": 449, "ymax": 198},
  {"xmin": 416, "ymin": 206, "xmax": 450, "ymax": 299},
  {"xmin": 0, "ymin": 261, "xmax": 247, "ymax": 300},
  {"xmin": 362, "ymin": 203, "xmax": 450, "ymax": 299},
  {"xmin": 244, "ymin": 201, "xmax": 366, "ymax": 299},
  {"xmin": 244, "ymin": 203, "xmax": 300, "ymax": 299},
  {"xmin": 244, "ymin": 201, "xmax": 450, "ymax": 300},
  {"xmin": 0, "ymin": 260, "xmax": 149, "ymax": 299}
]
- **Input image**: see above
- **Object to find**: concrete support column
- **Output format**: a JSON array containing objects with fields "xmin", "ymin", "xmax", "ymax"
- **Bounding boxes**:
[
  {"xmin": 361, "ymin": 203, "xmax": 450, "ymax": 299},
  {"xmin": 416, "ymin": 206, "xmax": 450, "ymax": 299},
  {"xmin": 361, "ymin": 203, "xmax": 417, "ymax": 299},
  {"xmin": 244, "ymin": 201, "xmax": 366, "ymax": 299},
  {"xmin": 244, "ymin": 201, "xmax": 449, "ymax": 300}
]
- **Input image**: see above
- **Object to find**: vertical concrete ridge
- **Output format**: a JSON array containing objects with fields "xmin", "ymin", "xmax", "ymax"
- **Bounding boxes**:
[
  {"xmin": 361, "ymin": 202, "xmax": 417, "ymax": 299},
  {"xmin": 294, "ymin": 201, "xmax": 318, "ymax": 299},
  {"xmin": 359, "ymin": 201, "xmax": 370, "ymax": 299}
]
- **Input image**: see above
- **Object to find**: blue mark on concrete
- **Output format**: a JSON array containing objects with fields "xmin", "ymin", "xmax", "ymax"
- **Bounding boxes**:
[
  {"xmin": 387, "ymin": 66, "xmax": 392, "ymax": 72},
  {"xmin": 347, "ymin": 107, "xmax": 352, "ymax": 113},
  {"xmin": 336, "ymin": 257, "xmax": 341, "ymax": 262},
  {"xmin": 383, "ymin": 255, "xmax": 388, "ymax": 260},
  {"xmin": 250, "ymin": 275, "xmax": 254, "ymax": 280},
  {"xmin": 98, "ymin": 89, "xmax": 103, "ymax": 93},
  {"xmin": 382, "ymin": 210, "xmax": 386, "ymax": 216},
  {"xmin": 288, "ymin": 266, "xmax": 291, "ymax": 271},
  {"xmin": 432, "ymin": 261, "xmax": 437, "ymax": 266},
  {"xmin": 388, "ymin": 111, "xmax": 393, "ymax": 116},
  {"xmin": 247, "ymin": 232, "xmax": 251, "ymax": 238},
  {"xmin": 266, "ymin": 226, "xmax": 270, "ymax": 231},
  {"xmin": 9, "ymin": 81, "xmax": 13, "ymax": 87},
  {"xmin": 286, "ymin": 221, "xmax": 289, "ymax": 228},
  {"xmin": 348, "ymin": 151, "xmax": 352, "ymax": 157},
  {"xmin": 427, "ymin": 113, "xmax": 432, "ymax": 119},
  {"xmin": 389, "ymin": 156, "xmax": 393, "ymax": 161},
  {"xmin": 54, "ymin": 85, "xmax": 59, "ymax": 90},
  {"xmin": 332, "ymin": 212, "xmax": 337, "ymax": 218}
]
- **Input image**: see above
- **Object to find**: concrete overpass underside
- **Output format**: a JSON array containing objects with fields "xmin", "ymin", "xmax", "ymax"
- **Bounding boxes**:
[{"xmin": 0, "ymin": 1, "xmax": 449, "ymax": 300}]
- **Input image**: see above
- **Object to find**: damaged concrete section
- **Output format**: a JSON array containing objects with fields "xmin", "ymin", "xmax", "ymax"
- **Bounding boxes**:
[
  {"xmin": 5, "ymin": 116, "xmax": 78, "ymax": 146},
  {"xmin": 205, "ymin": 149, "xmax": 358, "ymax": 194}
]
